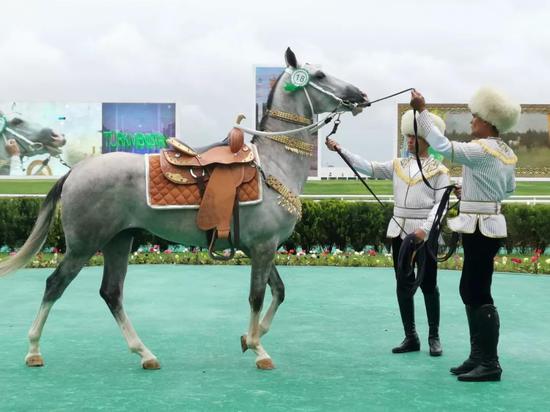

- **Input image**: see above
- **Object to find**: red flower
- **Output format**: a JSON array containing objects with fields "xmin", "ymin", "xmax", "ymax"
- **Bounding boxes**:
[
  {"xmin": 289, "ymin": 249, "xmax": 295, "ymax": 255},
  {"xmin": 511, "ymin": 258, "xmax": 522, "ymax": 264},
  {"xmin": 368, "ymin": 250, "xmax": 377, "ymax": 256},
  {"xmin": 164, "ymin": 249, "xmax": 173, "ymax": 254}
]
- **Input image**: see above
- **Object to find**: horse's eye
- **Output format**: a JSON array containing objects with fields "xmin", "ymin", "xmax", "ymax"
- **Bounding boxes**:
[
  {"xmin": 11, "ymin": 118, "xmax": 23, "ymax": 125},
  {"xmin": 315, "ymin": 72, "xmax": 326, "ymax": 80}
]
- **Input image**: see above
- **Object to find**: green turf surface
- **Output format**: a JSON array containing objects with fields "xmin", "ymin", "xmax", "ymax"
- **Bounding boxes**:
[
  {"xmin": 0, "ymin": 179, "xmax": 57, "ymax": 194},
  {"xmin": 1, "ymin": 179, "xmax": 549, "ymax": 196},
  {"xmin": 1, "ymin": 265, "xmax": 549, "ymax": 411},
  {"xmin": 303, "ymin": 180, "xmax": 550, "ymax": 196}
]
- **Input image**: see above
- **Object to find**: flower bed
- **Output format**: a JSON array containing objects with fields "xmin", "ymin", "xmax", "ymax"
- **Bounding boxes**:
[{"xmin": 1, "ymin": 247, "xmax": 548, "ymax": 274}]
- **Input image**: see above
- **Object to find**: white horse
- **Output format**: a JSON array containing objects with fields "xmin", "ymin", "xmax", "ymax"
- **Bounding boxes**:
[{"xmin": 0, "ymin": 48, "xmax": 368, "ymax": 370}]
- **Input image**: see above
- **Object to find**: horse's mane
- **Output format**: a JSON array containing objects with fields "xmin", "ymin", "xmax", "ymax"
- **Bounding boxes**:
[{"xmin": 253, "ymin": 71, "xmax": 284, "ymax": 144}]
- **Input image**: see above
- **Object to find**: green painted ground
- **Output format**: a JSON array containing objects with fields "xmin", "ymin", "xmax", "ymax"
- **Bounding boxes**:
[
  {"xmin": 1, "ymin": 265, "xmax": 549, "ymax": 411},
  {"xmin": 1, "ymin": 179, "xmax": 549, "ymax": 196}
]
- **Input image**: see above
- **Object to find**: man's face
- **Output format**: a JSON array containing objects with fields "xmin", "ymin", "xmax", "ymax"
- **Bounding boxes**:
[
  {"xmin": 407, "ymin": 135, "xmax": 429, "ymax": 153},
  {"xmin": 470, "ymin": 114, "xmax": 494, "ymax": 138}
]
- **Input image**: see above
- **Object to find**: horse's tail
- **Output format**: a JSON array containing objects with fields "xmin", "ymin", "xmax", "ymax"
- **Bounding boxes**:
[{"xmin": 0, "ymin": 172, "xmax": 70, "ymax": 277}]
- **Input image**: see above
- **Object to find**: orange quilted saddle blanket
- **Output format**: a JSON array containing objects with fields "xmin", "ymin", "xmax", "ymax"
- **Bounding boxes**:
[{"xmin": 146, "ymin": 154, "xmax": 262, "ymax": 208}]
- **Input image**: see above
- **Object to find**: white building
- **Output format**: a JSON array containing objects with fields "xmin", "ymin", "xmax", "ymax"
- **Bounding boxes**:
[{"xmin": 313, "ymin": 166, "xmax": 369, "ymax": 180}]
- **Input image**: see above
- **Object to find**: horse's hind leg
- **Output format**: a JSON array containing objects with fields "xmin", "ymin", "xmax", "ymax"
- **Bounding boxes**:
[
  {"xmin": 99, "ymin": 231, "xmax": 160, "ymax": 370},
  {"xmin": 26, "ymin": 252, "xmax": 91, "ymax": 367},
  {"xmin": 240, "ymin": 264, "xmax": 285, "ymax": 352}
]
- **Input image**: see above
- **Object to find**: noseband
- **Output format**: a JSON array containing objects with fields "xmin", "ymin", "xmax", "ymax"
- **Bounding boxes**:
[{"xmin": 0, "ymin": 115, "xmax": 44, "ymax": 155}]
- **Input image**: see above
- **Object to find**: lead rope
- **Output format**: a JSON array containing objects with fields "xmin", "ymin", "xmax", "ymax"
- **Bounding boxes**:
[
  {"xmin": 329, "ymin": 88, "xmax": 424, "ymax": 236},
  {"xmin": 412, "ymin": 110, "xmax": 460, "ymax": 262}
]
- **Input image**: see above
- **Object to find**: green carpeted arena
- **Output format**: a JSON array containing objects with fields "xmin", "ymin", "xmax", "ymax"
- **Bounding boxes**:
[{"xmin": 1, "ymin": 265, "xmax": 548, "ymax": 411}]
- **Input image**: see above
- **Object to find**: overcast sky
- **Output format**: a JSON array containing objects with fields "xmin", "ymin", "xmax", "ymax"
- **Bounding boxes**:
[{"xmin": 2, "ymin": 0, "xmax": 549, "ymax": 165}]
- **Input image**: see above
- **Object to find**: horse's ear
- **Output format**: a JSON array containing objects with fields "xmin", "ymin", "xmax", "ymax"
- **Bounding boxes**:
[{"xmin": 285, "ymin": 47, "xmax": 298, "ymax": 68}]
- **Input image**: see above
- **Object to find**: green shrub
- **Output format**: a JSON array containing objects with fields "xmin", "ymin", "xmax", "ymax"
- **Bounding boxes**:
[{"xmin": 0, "ymin": 198, "xmax": 549, "ymax": 254}]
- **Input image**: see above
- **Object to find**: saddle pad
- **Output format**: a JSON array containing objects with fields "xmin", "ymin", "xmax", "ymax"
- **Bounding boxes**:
[{"xmin": 146, "ymin": 154, "xmax": 262, "ymax": 209}]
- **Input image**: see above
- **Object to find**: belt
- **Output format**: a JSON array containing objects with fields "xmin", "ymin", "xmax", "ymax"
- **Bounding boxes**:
[
  {"xmin": 460, "ymin": 200, "xmax": 501, "ymax": 215},
  {"xmin": 393, "ymin": 206, "xmax": 432, "ymax": 219}
]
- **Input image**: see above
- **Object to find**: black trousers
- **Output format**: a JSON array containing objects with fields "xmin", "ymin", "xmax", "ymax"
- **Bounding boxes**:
[
  {"xmin": 392, "ymin": 236, "xmax": 437, "ymax": 295},
  {"xmin": 459, "ymin": 227, "xmax": 502, "ymax": 305}
]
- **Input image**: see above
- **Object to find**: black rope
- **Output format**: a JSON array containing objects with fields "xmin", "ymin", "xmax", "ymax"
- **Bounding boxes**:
[
  {"xmin": 411, "ymin": 109, "xmax": 460, "ymax": 262},
  {"xmin": 327, "ymin": 87, "xmax": 427, "ymax": 236},
  {"xmin": 328, "ymin": 132, "xmax": 408, "ymax": 235},
  {"xmin": 366, "ymin": 88, "xmax": 415, "ymax": 106}
]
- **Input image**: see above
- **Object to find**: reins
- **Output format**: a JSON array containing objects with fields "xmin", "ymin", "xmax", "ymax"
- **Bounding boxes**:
[
  {"xmin": 329, "ymin": 89, "xmax": 460, "ymax": 268},
  {"xmin": 329, "ymin": 88, "xmax": 419, "ymax": 235}
]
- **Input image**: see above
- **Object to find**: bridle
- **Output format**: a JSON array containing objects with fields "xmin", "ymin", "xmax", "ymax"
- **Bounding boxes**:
[
  {"xmin": 1, "ymin": 117, "xmax": 45, "ymax": 154},
  {"xmin": 0, "ymin": 113, "xmax": 70, "ymax": 174},
  {"xmin": 235, "ymin": 65, "xmax": 367, "ymax": 139}
]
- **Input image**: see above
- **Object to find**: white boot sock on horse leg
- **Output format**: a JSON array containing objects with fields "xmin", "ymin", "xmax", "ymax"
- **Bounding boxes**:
[
  {"xmin": 25, "ymin": 301, "xmax": 54, "ymax": 367},
  {"xmin": 114, "ymin": 310, "xmax": 160, "ymax": 369}
]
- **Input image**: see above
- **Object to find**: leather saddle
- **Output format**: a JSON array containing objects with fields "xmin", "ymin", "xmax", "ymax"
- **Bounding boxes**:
[{"xmin": 158, "ymin": 126, "xmax": 256, "ymax": 259}]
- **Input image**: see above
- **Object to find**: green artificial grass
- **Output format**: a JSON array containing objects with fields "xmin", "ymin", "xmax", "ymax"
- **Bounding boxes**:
[
  {"xmin": 1, "ymin": 179, "xmax": 549, "ymax": 196},
  {"xmin": 1, "ymin": 265, "xmax": 549, "ymax": 411}
]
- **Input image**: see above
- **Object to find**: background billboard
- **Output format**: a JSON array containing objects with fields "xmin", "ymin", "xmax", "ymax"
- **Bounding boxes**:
[
  {"xmin": 0, "ymin": 102, "xmax": 101, "ymax": 177},
  {"xmin": 102, "ymin": 103, "xmax": 175, "ymax": 154},
  {"xmin": 0, "ymin": 102, "xmax": 175, "ymax": 178},
  {"xmin": 397, "ymin": 103, "xmax": 550, "ymax": 177}
]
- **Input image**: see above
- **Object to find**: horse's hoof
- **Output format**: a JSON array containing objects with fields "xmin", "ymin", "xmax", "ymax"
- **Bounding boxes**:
[
  {"xmin": 240, "ymin": 335, "xmax": 248, "ymax": 353},
  {"xmin": 256, "ymin": 358, "xmax": 275, "ymax": 370},
  {"xmin": 25, "ymin": 354, "xmax": 44, "ymax": 367},
  {"xmin": 142, "ymin": 358, "xmax": 161, "ymax": 370}
]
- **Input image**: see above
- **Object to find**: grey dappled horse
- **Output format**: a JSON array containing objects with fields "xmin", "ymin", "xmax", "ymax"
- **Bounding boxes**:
[
  {"xmin": 0, "ymin": 113, "xmax": 66, "ymax": 175},
  {"xmin": 0, "ymin": 48, "xmax": 368, "ymax": 370}
]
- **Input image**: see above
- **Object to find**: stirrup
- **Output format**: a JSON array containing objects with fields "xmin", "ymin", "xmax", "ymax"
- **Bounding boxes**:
[{"xmin": 207, "ymin": 230, "xmax": 236, "ymax": 261}]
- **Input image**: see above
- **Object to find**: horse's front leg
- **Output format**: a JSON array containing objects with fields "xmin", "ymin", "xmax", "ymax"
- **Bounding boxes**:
[
  {"xmin": 241, "ymin": 264, "xmax": 285, "ymax": 353},
  {"xmin": 246, "ymin": 250, "xmax": 276, "ymax": 369}
]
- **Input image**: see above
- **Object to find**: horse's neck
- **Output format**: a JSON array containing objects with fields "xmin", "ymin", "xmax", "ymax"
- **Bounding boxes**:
[{"xmin": 255, "ymin": 88, "xmax": 315, "ymax": 194}]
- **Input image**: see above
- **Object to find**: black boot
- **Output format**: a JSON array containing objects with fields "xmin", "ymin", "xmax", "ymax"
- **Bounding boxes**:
[
  {"xmin": 458, "ymin": 304, "xmax": 502, "ymax": 382},
  {"xmin": 392, "ymin": 291, "xmax": 420, "ymax": 353},
  {"xmin": 424, "ymin": 287, "xmax": 442, "ymax": 356},
  {"xmin": 450, "ymin": 305, "xmax": 481, "ymax": 374}
]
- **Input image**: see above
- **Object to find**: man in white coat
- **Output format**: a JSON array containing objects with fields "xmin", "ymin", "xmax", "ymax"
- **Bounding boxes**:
[
  {"xmin": 326, "ymin": 109, "xmax": 449, "ymax": 357},
  {"xmin": 411, "ymin": 87, "xmax": 520, "ymax": 382}
]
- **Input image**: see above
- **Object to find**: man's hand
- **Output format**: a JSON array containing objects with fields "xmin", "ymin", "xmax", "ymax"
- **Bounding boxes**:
[
  {"xmin": 414, "ymin": 228, "xmax": 426, "ymax": 243},
  {"xmin": 325, "ymin": 138, "xmax": 341, "ymax": 152},
  {"xmin": 410, "ymin": 90, "xmax": 426, "ymax": 112},
  {"xmin": 453, "ymin": 184, "xmax": 462, "ymax": 199},
  {"xmin": 5, "ymin": 139, "xmax": 20, "ymax": 157}
]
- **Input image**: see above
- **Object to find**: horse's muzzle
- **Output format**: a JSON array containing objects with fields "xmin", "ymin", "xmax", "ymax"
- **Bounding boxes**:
[
  {"xmin": 50, "ymin": 133, "xmax": 66, "ymax": 147},
  {"xmin": 357, "ymin": 92, "xmax": 371, "ymax": 107}
]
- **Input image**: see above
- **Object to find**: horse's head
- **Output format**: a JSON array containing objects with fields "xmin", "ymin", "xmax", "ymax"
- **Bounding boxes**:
[
  {"xmin": 4, "ymin": 116, "xmax": 66, "ymax": 157},
  {"xmin": 283, "ymin": 48, "xmax": 369, "ymax": 116}
]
